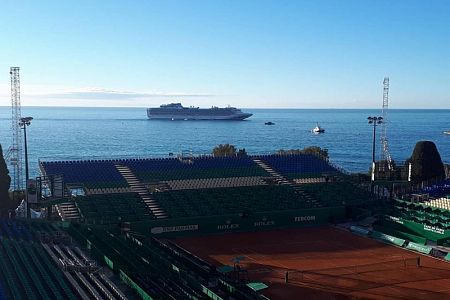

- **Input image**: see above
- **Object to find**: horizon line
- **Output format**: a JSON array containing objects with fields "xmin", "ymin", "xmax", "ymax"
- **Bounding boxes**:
[{"xmin": 0, "ymin": 105, "xmax": 449, "ymax": 110}]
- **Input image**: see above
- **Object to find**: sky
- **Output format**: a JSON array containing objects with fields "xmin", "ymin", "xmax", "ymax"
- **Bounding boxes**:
[{"xmin": 0, "ymin": 0, "xmax": 449, "ymax": 108}]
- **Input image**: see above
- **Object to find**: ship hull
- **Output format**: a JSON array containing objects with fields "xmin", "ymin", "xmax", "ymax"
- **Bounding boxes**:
[{"xmin": 147, "ymin": 110, "xmax": 252, "ymax": 120}]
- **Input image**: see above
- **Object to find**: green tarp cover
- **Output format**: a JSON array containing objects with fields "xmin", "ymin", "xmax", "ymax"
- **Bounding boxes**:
[
  {"xmin": 371, "ymin": 230, "xmax": 406, "ymax": 246},
  {"xmin": 406, "ymin": 242, "xmax": 432, "ymax": 254},
  {"xmin": 350, "ymin": 226, "xmax": 370, "ymax": 236},
  {"xmin": 217, "ymin": 265, "xmax": 234, "ymax": 274},
  {"xmin": 445, "ymin": 253, "xmax": 450, "ymax": 261},
  {"xmin": 246, "ymin": 282, "xmax": 268, "ymax": 292}
]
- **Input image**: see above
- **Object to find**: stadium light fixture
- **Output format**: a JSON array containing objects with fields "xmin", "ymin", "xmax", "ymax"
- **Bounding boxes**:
[{"xmin": 19, "ymin": 116, "xmax": 33, "ymax": 218}]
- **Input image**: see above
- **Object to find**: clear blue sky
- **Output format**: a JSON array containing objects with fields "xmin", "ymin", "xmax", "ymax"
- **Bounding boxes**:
[{"xmin": 0, "ymin": 0, "xmax": 449, "ymax": 108}]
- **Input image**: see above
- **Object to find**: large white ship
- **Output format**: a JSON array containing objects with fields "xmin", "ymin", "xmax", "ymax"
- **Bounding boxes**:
[{"xmin": 147, "ymin": 103, "xmax": 252, "ymax": 120}]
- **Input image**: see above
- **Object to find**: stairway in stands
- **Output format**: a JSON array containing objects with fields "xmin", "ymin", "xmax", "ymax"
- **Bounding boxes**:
[
  {"xmin": 252, "ymin": 158, "xmax": 290, "ymax": 185},
  {"xmin": 56, "ymin": 202, "xmax": 81, "ymax": 222},
  {"xmin": 252, "ymin": 158, "xmax": 319, "ymax": 206},
  {"xmin": 115, "ymin": 164, "xmax": 167, "ymax": 219}
]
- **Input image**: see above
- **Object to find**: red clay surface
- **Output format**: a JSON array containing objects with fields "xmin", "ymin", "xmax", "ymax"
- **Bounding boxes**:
[{"xmin": 172, "ymin": 227, "xmax": 450, "ymax": 300}]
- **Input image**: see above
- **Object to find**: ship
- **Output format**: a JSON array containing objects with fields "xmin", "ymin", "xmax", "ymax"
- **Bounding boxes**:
[{"xmin": 147, "ymin": 103, "xmax": 253, "ymax": 120}]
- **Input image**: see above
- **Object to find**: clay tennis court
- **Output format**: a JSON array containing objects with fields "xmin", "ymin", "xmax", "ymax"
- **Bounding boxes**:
[{"xmin": 172, "ymin": 227, "xmax": 450, "ymax": 299}]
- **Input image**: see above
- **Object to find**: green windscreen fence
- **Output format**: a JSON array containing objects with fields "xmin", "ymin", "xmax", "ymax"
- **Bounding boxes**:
[
  {"xmin": 371, "ymin": 231, "xmax": 406, "ymax": 247},
  {"xmin": 406, "ymin": 242, "xmax": 432, "ymax": 255},
  {"xmin": 381, "ymin": 215, "xmax": 450, "ymax": 244},
  {"xmin": 131, "ymin": 206, "xmax": 346, "ymax": 237},
  {"xmin": 373, "ymin": 225, "xmax": 427, "ymax": 245}
]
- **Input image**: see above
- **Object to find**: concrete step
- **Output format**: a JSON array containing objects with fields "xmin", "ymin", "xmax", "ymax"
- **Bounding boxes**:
[
  {"xmin": 128, "ymin": 181, "xmax": 141, "ymax": 185},
  {"xmin": 115, "ymin": 163, "xmax": 167, "ymax": 218}
]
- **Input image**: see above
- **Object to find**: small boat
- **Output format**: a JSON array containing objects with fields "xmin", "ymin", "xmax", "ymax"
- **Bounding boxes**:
[
  {"xmin": 312, "ymin": 123, "xmax": 325, "ymax": 133},
  {"xmin": 265, "ymin": 121, "xmax": 275, "ymax": 125},
  {"xmin": 444, "ymin": 131, "xmax": 450, "ymax": 135}
]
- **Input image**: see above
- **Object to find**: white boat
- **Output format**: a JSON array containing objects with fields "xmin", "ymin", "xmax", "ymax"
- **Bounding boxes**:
[{"xmin": 312, "ymin": 123, "xmax": 325, "ymax": 134}]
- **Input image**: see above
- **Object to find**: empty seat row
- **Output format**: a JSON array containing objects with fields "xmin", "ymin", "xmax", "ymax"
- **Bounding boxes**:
[
  {"xmin": 256, "ymin": 154, "xmax": 339, "ymax": 179},
  {"xmin": 75, "ymin": 193, "xmax": 155, "ymax": 224},
  {"xmin": 426, "ymin": 198, "xmax": 450, "ymax": 211},
  {"xmin": 293, "ymin": 177, "xmax": 327, "ymax": 184},
  {"xmin": 0, "ymin": 239, "xmax": 78, "ymax": 300},
  {"xmin": 165, "ymin": 176, "xmax": 267, "ymax": 190},
  {"xmin": 299, "ymin": 182, "xmax": 373, "ymax": 207},
  {"xmin": 153, "ymin": 185, "xmax": 314, "ymax": 218},
  {"xmin": 87, "ymin": 187, "xmax": 132, "ymax": 195},
  {"xmin": 41, "ymin": 160, "xmax": 127, "ymax": 189},
  {"xmin": 421, "ymin": 180, "xmax": 450, "ymax": 198}
]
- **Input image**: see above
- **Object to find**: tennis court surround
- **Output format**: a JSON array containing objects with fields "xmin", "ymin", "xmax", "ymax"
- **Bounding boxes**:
[{"xmin": 173, "ymin": 226, "xmax": 450, "ymax": 299}]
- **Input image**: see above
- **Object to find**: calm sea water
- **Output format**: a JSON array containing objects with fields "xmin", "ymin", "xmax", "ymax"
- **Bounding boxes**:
[{"xmin": 0, "ymin": 107, "xmax": 449, "ymax": 177}]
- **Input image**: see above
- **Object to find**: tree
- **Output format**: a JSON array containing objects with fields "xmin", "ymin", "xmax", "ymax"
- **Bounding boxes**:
[
  {"xmin": 300, "ymin": 146, "xmax": 329, "ymax": 160},
  {"xmin": 212, "ymin": 144, "xmax": 237, "ymax": 157},
  {"xmin": 408, "ymin": 141, "xmax": 445, "ymax": 182},
  {"xmin": 0, "ymin": 144, "xmax": 11, "ymax": 217},
  {"xmin": 276, "ymin": 146, "xmax": 329, "ymax": 160}
]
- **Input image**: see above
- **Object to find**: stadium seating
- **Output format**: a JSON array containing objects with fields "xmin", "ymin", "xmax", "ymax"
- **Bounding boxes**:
[
  {"xmin": 69, "ymin": 226, "xmax": 195, "ymax": 299},
  {"xmin": 421, "ymin": 180, "xmax": 450, "ymax": 198},
  {"xmin": 293, "ymin": 177, "xmax": 327, "ymax": 184},
  {"xmin": 256, "ymin": 154, "xmax": 339, "ymax": 179},
  {"xmin": 39, "ymin": 155, "xmax": 364, "ymax": 225},
  {"xmin": 0, "ymin": 219, "xmax": 59, "ymax": 242},
  {"xmin": 0, "ymin": 220, "xmax": 78, "ymax": 300},
  {"xmin": 165, "ymin": 176, "xmax": 267, "ymax": 190},
  {"xmin": 75, "ymin": 192, "xmax": 155, "ymax": 224},
  {"xmin": 123, "ymin": 156, "xmax": 269, "ymax": 182},
  {"xmin": 41, "ymin": 154, "xmax": 345, "ymax": 194},
  {"xmin": 41, "ymin": 160, "xmax": 128, "ymax": 190},
  {"xmin": 68, "ymin": 226, "xmax": 252, "ymax": 300},
  {"xmin": 299, "ymin": 182, "xmax": 373, "ymax": 207},
  {"xmin": 153, "ymin": 185, "xmax": 315, "ymax": 218},
  {"xmin": 425, "ymin": 197, "xmax": 450, "ymax": 210},
  {"xmin": 392, "ymin": 199, "xmax": 450, "ymax": 229}
]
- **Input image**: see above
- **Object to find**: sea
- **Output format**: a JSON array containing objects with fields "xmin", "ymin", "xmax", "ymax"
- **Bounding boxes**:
[{"xmin": 0, "ymin": 107, "xmax": 449, "ymax": 178}]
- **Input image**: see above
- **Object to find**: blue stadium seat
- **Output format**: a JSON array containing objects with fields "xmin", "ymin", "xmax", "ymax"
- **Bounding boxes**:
[{"xmin": 257, "ymin": 154, "xmax": 338, "ymax": 179}]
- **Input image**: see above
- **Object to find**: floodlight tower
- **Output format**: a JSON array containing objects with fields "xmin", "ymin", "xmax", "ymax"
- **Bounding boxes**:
[
  {"xmin": 380, "ymin": 77, "xmax": 393, "ymax": 170},
  {"xmin": 9, "ymin": 67, "xmax": 24, "ymax": 191}
]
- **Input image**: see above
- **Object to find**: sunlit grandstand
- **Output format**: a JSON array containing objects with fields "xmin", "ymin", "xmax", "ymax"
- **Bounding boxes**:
[
  {"xmin": 39, "ymin": 153, "xmax": 359, "ymax": 227},
  {"xmin": 376, "ymin": 179, "xmax": 450, "ymax": 247}
]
